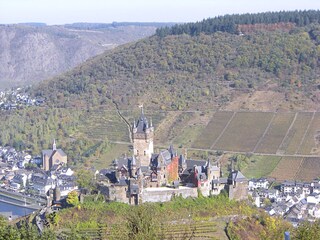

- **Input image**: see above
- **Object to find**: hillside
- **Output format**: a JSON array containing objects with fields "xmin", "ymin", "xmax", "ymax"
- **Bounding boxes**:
[
  {"xmin": 0, "ymin": 23, "xmax": 170, "ymax": 88},
  {"xmin": 34, "ymin": 20, "xmax": 320, "ymax": 112},
  {"xmin": 1, "ymin": 11, "xmax": 320, "ymax": 171}
]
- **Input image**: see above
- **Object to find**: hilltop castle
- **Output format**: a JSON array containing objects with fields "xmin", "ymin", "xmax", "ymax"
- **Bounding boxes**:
[{"xmin": 97, "ymin": 107, "xmax": 247, "ymax": 204}]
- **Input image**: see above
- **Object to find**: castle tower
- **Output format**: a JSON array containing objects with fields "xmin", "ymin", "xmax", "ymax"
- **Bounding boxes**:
[{"xmin": 132, "ymin": 106, "xmax": 154, "ymax": 166}]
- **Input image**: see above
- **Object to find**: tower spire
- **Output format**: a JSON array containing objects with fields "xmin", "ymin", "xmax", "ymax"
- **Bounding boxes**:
[
  {"xmin": 139, "ymin": 104, "xmax": 144, "ymax": 117},
  {"xmin": 53, "ymin": 139, "xmax": 57, "ymax": 151}
]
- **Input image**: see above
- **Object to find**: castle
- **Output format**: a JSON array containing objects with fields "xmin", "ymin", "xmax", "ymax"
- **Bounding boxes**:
[{"xmin": 97, "ymin": 108, "xmax": 247, "ymax": 204}]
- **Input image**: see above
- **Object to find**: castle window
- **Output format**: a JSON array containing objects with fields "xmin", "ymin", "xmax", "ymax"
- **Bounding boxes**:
[
  {"xmin": 137, "ymin": 150, "xmax": 139, "ymax": 156},
  {"xmin": 144, "ymin": 151, "xmax": 146, "ymax": 156}
]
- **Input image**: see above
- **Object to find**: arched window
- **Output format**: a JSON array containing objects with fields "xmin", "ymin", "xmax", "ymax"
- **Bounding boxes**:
[{"xmin": 144, "ymin": 151, "xmax": 146, "ymax": 156}]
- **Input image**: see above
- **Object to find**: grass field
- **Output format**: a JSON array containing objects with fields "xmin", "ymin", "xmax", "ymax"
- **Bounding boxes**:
[
  {"xmin": 254, "ymin": 112, "xmax": 295, "ymax": 154},
  {"xmin": 89, "ymin": 143, "xmax": 131, "ymax": 169},
  {"xmin": 268, "ymin": 157, "xmax": 304, "ymax": 181},
  {"xmin": 192, "ymin": 111, "xmax": 234, "ymax": 149},
  {"xmin": 213, "ymin": 112, "xmax": 273, "ymax": 152},
  {"xmin": 241, "ymin": 155, "xmax": 281, "ymax": 179}
]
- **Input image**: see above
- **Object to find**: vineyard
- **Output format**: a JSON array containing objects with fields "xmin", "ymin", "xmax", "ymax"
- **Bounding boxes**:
[
  {"xmin": 75, "ymin": 109, "xmax": 320, "ymax": 180},
  {"xmin": 268, "ymin": 157, "xmax": 304, "ymax": 181},
  {"xmin": 193, "ymin": 111, "xmax": 320, "ymax": 156}
]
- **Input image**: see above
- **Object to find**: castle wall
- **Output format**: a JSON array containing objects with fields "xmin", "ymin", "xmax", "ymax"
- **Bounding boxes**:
[
  {"xmin": 141, "ymin": 186, "xmax": 198, "ymax": 203},
  {"xmin": 108, "ymin": 185, "xmax": 128, "ymax": 203},
  {"xmin": 199, "ymin": 180, "xmax": 211, "ymax": 197},
  {"xmin": 228, "ymin": 182, "xmax": 248, "ymax": 201}
]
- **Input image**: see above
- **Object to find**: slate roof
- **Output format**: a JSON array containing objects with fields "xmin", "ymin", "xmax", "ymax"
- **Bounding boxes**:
[
  {"xmin": 42, "ymin": 149, "xmax": 66, "ymax": 157},
  {"xmin": 185, "ymin": 159, "xmax": 207, "ymax": 170},
  {"xmin": 134, "ymin": 110, "xmax": 149, "ymax": 134},
  {"xmin": 150, "ymin": 148, "xmax": 175, "ymax": 168},
  {"xmin": 231, "ymin": 170, "xmax": 247, "ymax": 182},
  {"xmin": 116, "ymin": 177, "xmax": 129, "ymax": 186}
]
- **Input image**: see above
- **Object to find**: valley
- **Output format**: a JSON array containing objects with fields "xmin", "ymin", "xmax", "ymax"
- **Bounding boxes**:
[{"xmin": 0, "ymin": 9, "xmax": 320, "ymax": 239}]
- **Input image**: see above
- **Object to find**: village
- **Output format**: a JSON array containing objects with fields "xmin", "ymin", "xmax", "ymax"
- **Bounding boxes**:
[
  {"xmin": 249, "ymin": 177, "xmax": 320, "ymax": 225},
  {"xmin": 0, "ymin": 107, "xmax": 319, "ymax": 227},
  {"xmin": 0, "ymin": 87, "xmax": 44, "ymax": 110}
]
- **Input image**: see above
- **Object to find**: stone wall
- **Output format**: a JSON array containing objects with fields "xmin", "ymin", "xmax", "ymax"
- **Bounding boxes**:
[
  {"xmin": 133, "ymin": 137, "xmax": 153, "ymax": 166},
  {"xmin": 228, "ymin": 182, "xmax": 248, "ymax": 201},
  {"xmin": 141, "ymin": 186, "xmax": 198, "ymax": 203}
]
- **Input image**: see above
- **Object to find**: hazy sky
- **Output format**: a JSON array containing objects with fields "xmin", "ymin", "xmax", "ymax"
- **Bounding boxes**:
[{"xmin": 0, "ymin": 0, "xmax": 319, "ymax": 25}]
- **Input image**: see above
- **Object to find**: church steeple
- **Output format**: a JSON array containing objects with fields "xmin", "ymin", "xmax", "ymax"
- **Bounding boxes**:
[{"xmin": 53, "ymin": 139, "xmax": 57, "ymax": 151}]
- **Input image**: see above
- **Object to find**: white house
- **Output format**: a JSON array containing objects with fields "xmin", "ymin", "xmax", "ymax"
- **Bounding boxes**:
[{"xmin": 248, "ymin": 178, "xmax": 269, "ymax": 190}]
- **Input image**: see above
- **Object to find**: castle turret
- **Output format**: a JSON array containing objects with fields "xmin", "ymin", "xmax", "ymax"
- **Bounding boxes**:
[
  {"xmin": 53, "ymin": 139, "xmax": 57, "ymax": 151},
  {"xmin": 132, "ymin": 106, "xmax": 154, "ymax": 166},
  {"xmin": 131, "ymin": 155, "xmax": 137, "ymax": 178}
]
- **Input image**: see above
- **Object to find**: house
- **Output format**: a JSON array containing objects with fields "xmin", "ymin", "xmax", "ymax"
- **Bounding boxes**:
[
  {"xmin": 307, "ymin": 193, "xmax": 320, "ymax": 204},
  {"xmin": 281, "ymin": 180, "xmax": 296, "ymax": 194},
  {"xmin": 42, "ymin": 140, "xmax": 67, "ymax": 171},
  {"xmin": 251, "ymin": 190, "xmax": 261, "ymax": 207},
  {"xmin": 31, "ymin": 173, "xmax": 56, "ymax": 196},
  {"xmin": 248, "ymin": 178, "xmax": 269, "ymax": 190}
]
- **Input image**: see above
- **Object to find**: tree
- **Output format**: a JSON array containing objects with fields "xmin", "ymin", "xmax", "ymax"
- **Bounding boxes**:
[
  {"xmin": 40, "ymin": 229, "xmax": 56, "ymax": 240},
  {"xmin": 18, "ymin": 221, "xmax": 39, "ymax": 240},
  {"xmin": 66, "ymin": 191, "xmax": 79, "ymax": 206},
  {"xmin": 75, "ymin": 169, "xmax": 95, "ymax": 191},
  {"xmin": 126, "ymin": 205, "xmax": 161, "ymax": 239},
  {"xmin": 293, "ymin": 220, "xmax": 320, "ymax": 240}
]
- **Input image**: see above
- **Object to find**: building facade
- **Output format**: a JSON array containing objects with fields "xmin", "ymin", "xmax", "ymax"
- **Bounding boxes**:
[{"xmin": 42, "ymin": 140, "xmax": 67, "ymax": 171}]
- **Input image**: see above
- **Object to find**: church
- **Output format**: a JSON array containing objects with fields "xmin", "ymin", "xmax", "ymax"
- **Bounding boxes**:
[
  {"xmin": 42, "ymin": 140, "xmax": 68, "ymax": 171},
  {"xmin": 97, "ymin": 107, "xmax": 247, "ymax": 204}
]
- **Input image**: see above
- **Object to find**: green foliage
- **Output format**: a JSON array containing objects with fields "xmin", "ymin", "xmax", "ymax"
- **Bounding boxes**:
[
  {"xmin": 46, "ymin": 212, "xmax": 61, "ymax": 226},
  {"xmin": 126, "ymin": 205, "xmax": 160, "ymax": 240},
  {"xmin": 293, "ymin": 220, "xmax": 320, "ymax": 240},
  {"xmin": 40, "ymin": 229, "xmax": 57, "ymax": 240},
  {"xmin": 67, "ymin": 191, "xmax": 80, "ymax": 206},
  {"xmin": 156, "ymin": 10, "xmax": 320, "ymax": 37},
  {"xmin": 18, "ymin": 221, "xmax": 39, "ymax": 240},
  {"xmin": 226, "ymin": 214, "xmax": 292, "ymax": 240},
  {"xmin": 33, "ymin": 21, "xmax": 320, "ymax": 114},
  {"xmin": 75, "ymin": 169, "xmax": 95, "ymax": 190}
]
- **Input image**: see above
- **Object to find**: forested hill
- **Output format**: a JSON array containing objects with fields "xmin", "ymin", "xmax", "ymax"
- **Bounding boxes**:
[
  {"xmin": 33, "ymin": 11, "xmax": 320, "ymax": 112},
  {"xmin": 156, "ymin": 10, "xmax": 320, "ymax": 37}
]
